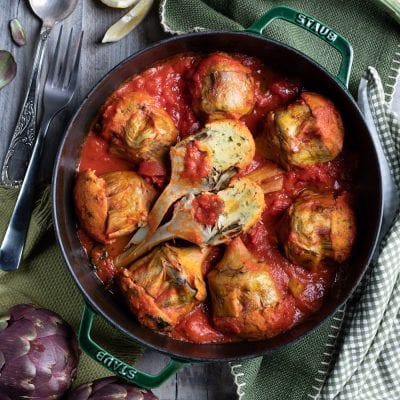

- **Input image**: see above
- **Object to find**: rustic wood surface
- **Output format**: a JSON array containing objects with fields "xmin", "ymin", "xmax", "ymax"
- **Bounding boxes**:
[{"xmin": 0, "ymin": 1, "xmax": 238, "ymax": 399}]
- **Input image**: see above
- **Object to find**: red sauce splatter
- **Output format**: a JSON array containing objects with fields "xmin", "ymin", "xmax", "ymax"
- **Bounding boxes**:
[
  {"xmin": 90, "ymin": 245, "xmax": 116, "ymax": 285},
  {"xmin": 238, "ymin": 55, "xmax": 301, "ymax": 134},
  {"xmin": 192, "ymin": 193, "xmax": 224, "ymax": 225},
  {"xmin": 242, "ymin": 221, "xmax": 274, "ymax": 259},
  {"xmin": 78, "ymin": 226, "xmax": 131, "ymax": 285},
  {"xmin": 286, "ymin": 264, "xmax": 335, "ymax": 313},
  {"xmin": 77, "ymin": 229, "xmax": 95, "ymax": 254}
]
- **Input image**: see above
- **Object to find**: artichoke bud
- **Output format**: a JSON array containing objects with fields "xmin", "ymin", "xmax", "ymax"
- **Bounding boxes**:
[
  {"xmin": 100, "ymin": 91, "xmax": 177, "ymax": 164},
  {"xmin": 74, "ymin": 169, "xmax": 156, "ymax": 243},
  {"xmin": 260, "ymin": 92, "xmax": 344, "ymax": 168},
  {"xmin": 191, "ymin": 52, "xmax": 256, "ymax": 119},
  {"xmin": 0, "ymin": 304, "xmax": 80, "ymax": 399}
]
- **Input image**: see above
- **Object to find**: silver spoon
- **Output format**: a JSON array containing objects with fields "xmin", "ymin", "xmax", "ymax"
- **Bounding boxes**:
[{"xmin": 1, "ymin": 0, "xmax": 78, "ymax": 186}]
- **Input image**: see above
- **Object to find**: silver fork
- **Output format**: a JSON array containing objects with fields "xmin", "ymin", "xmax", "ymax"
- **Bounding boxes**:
[{"xmin": 0, "ymin": 27, "xmax": 83, "ymax": 271}]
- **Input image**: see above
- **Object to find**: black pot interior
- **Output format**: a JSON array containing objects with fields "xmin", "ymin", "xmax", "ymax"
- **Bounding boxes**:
[{"xmin": 53, "ymin": 32, "xmax": 382, "ymax": 362}]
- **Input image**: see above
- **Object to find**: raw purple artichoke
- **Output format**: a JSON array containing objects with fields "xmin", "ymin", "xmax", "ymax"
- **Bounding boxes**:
[
  {"xmin": 66, "ymin": 377, "xmax": 158, "ymax": 400},
  {"xmin": 0, "ymin": 304, "xmax": 80, "ymax": 399}
]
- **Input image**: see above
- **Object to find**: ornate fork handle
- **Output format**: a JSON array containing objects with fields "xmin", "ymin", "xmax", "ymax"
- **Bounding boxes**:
[
  {"xmin": 0, "ymin": 114, "xmax": 52, "ymax": 271},
  {"xmin": 1, "ymin": 26, "xmax": 52, "ymax": 187},
  {"xmin": 0, "ymin": 28, "xmax": 83, "ymax": 272}
]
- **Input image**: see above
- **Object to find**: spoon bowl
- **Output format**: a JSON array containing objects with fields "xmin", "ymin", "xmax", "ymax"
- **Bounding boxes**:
[
  {"xmin": 1, "ymin": 0, "xmax": 79, "ymax": 186},
  {"xmin": 30, "ymin": 0, "xmax": 79, "ymax": 27}
]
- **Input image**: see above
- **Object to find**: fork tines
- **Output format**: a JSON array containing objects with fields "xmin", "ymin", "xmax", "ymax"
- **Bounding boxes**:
[{"xmin": 46, "ymin": 27, "xmax": 83, "ymax": 91}]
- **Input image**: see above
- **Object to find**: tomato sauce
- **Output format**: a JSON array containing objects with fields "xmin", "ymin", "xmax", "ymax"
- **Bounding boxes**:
[
  {"xmin": 79, "ymin": 131, "xmax": 132, "ymax": 175},
  {"xmin": 192, "ymin": 193, "xmax": 224, "ymax": 225},
  {"xmin": 182, "ymin": 140, "xmax": 211, "ymax": 182},
  {"xmin": 115, "ymin": 55, "xmax": 201, "ymax": 138},
  {"xmin": 76, "ymin": 52, "xmax": 356, "ymax": 344},
  {"xmin": 238, "ymin": 55, "xmax": 300, "ymax": 134},
  {"xmin": 172, "ymin": 305, "xmax": 233, "ymax": 343},
  {"xmin": 138, "ymin": 159, "xmax": 168, "ymax": 188}
]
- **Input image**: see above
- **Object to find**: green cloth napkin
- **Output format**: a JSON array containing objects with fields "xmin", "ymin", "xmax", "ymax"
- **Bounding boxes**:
[
  {"xmin": 160, "ymin": 1, "xmax": 400, "ymax": 399},
  {"xmin": 319, "ymin": 66, "xmax": 400, "ymax": 399},
  {"xmin": 0, "ymin": 186, "xmax": 143, "ymax": 389}
]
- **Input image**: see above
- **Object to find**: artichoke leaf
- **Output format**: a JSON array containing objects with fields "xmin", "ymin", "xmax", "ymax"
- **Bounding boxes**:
[
  {"xmin": 0, "ymin": 51, "xmax": 16, "ymax": 90},
  {"xmin": 245, "ymin": 162, "xmax": 284, "ymax": 193}
]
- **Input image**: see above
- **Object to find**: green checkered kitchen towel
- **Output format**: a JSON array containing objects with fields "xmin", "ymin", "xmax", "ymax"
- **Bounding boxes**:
[
  {"xmin": 318, "ymin": 68, "xmax": 400, "ymax": 400},
  {"xmin": 160, "ymin": 1, "xmax": 400, "ymax": 399}
]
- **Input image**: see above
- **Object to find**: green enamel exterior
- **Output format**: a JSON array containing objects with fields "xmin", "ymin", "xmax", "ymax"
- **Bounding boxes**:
[
  {"xmin": 246, "ymin": 6, "xmax": 353, "ymax": 88},
  {"xmin": 79, "ymin": 304, "xmax": 186, "ymax": 389}
]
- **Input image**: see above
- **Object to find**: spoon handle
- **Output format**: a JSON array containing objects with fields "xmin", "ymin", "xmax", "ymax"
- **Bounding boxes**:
[{"xmin": 1, "ymin": 25, "xmax": 52, "ymax": 187}]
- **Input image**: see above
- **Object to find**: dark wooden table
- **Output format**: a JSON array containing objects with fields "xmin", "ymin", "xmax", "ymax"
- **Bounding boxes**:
[{"xmin": 0, "ymin": 1, "xmax": 238, "ymax": 399}]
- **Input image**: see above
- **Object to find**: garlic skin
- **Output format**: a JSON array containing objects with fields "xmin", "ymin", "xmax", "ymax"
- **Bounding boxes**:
[
  {"xmin": 9, "ymin": 18, "xmax": 26, "ymax": 47},
  {"xmin": 101, "ymin": 0, "xmax": 154, "ymax": 43}
]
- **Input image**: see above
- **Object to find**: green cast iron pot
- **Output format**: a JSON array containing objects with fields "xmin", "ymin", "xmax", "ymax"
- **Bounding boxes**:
[{"xmin": 52, "ymin": 6, "xmax": 383, "ymax": 388}]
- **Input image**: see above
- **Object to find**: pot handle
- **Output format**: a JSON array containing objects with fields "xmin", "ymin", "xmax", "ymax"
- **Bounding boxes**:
[
  {"xmin": 78, "ymin": 304, "xmax": 186, "ymax": 389},
  {"xmin": 246, "ymin": 6, "xmax": 353, "ymax": 88}
]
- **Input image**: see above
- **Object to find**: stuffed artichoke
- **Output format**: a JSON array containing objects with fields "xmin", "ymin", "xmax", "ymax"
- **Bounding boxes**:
[
  {"xmin": 119, "ymin": 244, "xmax": 210, "ymax": 331},
  {"xmin": 143, "ymin": 118, "xmax": 256, "ymax": 232},
  {"xmin": 115, "ymin": 178, "xmax": 265, "ymax": 267},
  {"xmin": 100, "ymin": 91, "xmax": 178, "ymax": 163},
  {"xmin": 208, "ymin": 238, "xmax": 289, "ymax": 339},
  {"xmin": 74, "ymin": 169, "xmax": 156, "ymax": 243},
  {"xmin": 259, "ymin": 92, "xmax": 344, "ymax": 167},
  {"xmin": 191, "ymin": 52, "xmax": 255, "ymax": 119},
  {"xmin": 279, "ymin": 190, "xmax": 356, "ymax": 269}
]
